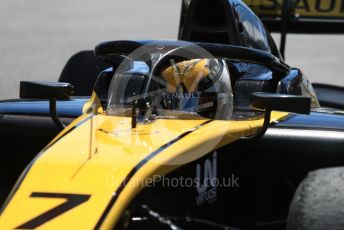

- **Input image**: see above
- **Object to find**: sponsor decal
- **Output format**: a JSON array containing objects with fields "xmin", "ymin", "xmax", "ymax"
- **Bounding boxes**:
[
  {"xmin": 245, "ymin": 0, "xmax": 344, "ymax": 16},
  {"xmin": 16, "ymin": 192, "xmax": 90, "ymax": 229},
  {"xmin": 162, "ymin": 92, "xmax": 201, "ymax": 99},
  {"xmin": 195, "ymin": 152, "xmax": 217, "ymax": 206}
]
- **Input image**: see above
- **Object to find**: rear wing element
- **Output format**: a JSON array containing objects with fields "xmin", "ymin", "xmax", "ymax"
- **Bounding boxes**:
[{"xmin": 244, "ymin": 0, "xmax": 344, "ymax": 33}]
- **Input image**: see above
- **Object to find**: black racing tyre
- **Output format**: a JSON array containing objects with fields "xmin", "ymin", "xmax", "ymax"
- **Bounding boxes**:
[{"xmin": 287, "ymin": 167, "xmax": 344, "ymax": 230}]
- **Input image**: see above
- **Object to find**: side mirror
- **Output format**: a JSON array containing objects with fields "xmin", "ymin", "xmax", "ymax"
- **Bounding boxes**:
[
  {"xmin": 245, "ymin": 92, "xmax": 311, "ymax": 140},
  {"xmin": 20, "ymin": 81, "xmax": 74, "ymax": 100},
  {"xmin": 20, "ymin": 81, "xmax": 75, "ymax": 130},
  {"xmin": 251, "ymin": 92, "xmax": 311, "ymax": 115}
]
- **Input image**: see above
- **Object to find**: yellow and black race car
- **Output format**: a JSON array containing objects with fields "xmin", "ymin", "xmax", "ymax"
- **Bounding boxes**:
[{"xmin": 1, "ymin": 0, "xmax": 344, "ymax": 229}]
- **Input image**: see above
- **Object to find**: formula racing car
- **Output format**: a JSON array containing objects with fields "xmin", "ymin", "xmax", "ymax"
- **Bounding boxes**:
[{"xmin": 1, "ymin": 0, "xmax": 344, "ymax": 229}]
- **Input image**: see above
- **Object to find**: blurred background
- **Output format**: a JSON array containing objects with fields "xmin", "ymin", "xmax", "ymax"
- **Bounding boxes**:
[{"xmin": 0, "ymin": 0, "xmax": 343, "ymax": 99}]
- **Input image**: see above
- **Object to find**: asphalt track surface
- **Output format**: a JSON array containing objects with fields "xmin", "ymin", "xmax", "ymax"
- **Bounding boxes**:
[{"xmin": 1, "ymin": 0, "xmax": 344, "ymax": 99}]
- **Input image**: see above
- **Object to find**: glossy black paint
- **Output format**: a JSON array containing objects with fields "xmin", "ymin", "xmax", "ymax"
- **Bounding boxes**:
[
  {"xmin": 179, "ymin": 0, "xmax": 344, "ymax": 35},
  {"xmin": 0, "ymin": 97, "xmax": 87, "ymax": 117},
  {"xmin": 277, "ymin": 69, "xmax": 303, "ymax": 94},
  {"xmin": 274, "ymin": 111, "xmax": 344, "ymax": 131},
  {"xmin": 178, "ymin": 0, "xmax": 282, "ymax": 59},
  {"xmin": 264, "ymin": 18, "xmax": 344, "ymax": 34},
  {"xmin": 95, "ymin": 40, "xmax": 289, "ymax": 77},
  {"xmin": 313, "ymin": 83, "xmax": 344, "ymax": 110},
  {"xmin": 20, "ymin": 81, "xmax": 74, "ymax": 100},
  {"xmin": 233, "ymin": 0, "xmax": 272, "ymax": 52},
  {"xmin": 58, "ymin": 50, "xmax": 111, "ymax": 96},
  {"xmin": 179, "ymin": 0, "xmax": 239, "ymax": 46},
  {"xmin": 251, "ymin": 92, "xmax": 311, "ymax": 115}
]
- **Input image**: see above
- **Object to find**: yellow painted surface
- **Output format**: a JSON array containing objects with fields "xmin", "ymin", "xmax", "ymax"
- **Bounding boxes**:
[
  {"xmin": 245, "ymin": 0, "xmax": 344, "ymax": 18},
  {"xmin": 162, "ymin": 59, "xmax": 212, "ymax": 92},
  {"xmin": 0, "ymin": 111, "xmax": 287, "ymax": 229}
]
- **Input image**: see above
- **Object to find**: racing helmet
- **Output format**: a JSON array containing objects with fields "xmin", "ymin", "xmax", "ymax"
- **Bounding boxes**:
[{"xmin": 158, "ymin": 58, "xmax": 233, "ymax": 119}]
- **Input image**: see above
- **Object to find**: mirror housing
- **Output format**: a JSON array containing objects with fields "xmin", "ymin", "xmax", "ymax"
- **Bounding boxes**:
[
  {"xmin": 251, "ymin": 92, "xmax": 311, "ymax": 115},
  {"xmin": 19, "ymin": 81, "xmax": 75, "ymax": 130},
  {"xmin": 244, "ymin": 92, "xmax": 311, "ymax": 140},
  {"xmin": 20, "ymin": 81, "xmax": 74, "ymax": 100}
]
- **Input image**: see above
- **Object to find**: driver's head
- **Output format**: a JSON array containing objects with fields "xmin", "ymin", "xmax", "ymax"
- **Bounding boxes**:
[{"xmin": 159, "ymin": 58, "xmax": 232, "ymax": 119}]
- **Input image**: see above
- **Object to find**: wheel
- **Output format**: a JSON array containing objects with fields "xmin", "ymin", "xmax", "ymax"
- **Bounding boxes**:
[{"xmin": 287, "ymin": 167, "xmax": 344, "ymax": 230}]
